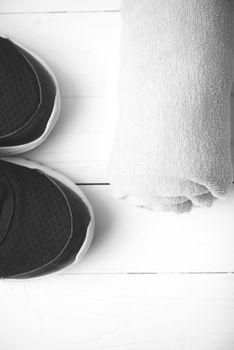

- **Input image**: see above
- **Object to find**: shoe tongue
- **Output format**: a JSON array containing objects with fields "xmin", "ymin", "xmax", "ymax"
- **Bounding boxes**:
[{"xmin": 0, "ymin": 182, "xmax": 14, "ymax": 244}]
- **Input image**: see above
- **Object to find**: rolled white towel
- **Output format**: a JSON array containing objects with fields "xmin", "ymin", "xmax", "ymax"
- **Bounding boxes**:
[{"xmin": 108, "ymin": 0, "xmax": 234, "ymax": 213}]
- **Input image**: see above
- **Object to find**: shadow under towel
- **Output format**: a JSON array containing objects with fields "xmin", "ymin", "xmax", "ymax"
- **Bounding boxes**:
[{"xmin": 109, "ymin": 0, "xmax": 234, "ymax": 213}]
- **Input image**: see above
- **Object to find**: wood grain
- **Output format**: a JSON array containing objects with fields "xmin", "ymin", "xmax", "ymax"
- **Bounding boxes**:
[
  {"xmin": 21, "ymin": 94, "xmax": 234, "ymax": 184},
  {"xmin": 0, "ymin": 12, "xmax": 120, "ymax": 98},
  {"xmin": 58, "ymin": 184, "xmax": 234, "ymax": 273},
  {"xmin": 0, "ymin": 0, "xmax": 121, "ymax": 13},
  {"xmin": 24, "ymin": 97, "xmax": 117, "ymax": 183},
  {"xmin": 0, "ymin": 274, "xmax": 233, "ymax": 350}
]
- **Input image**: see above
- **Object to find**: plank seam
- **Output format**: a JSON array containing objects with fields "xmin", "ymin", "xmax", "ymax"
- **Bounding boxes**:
[
  {"xmin": 76, "ymin": 182, "xmax": 234, "ymax": 186},
  {"xmin": 0, "ymin": 10, "xmax": 120, "ymax": 15},
  {"xmin": 77, "ymin": 183, "xmax": 110, "ymax": 186},
  {"xmin": 63, "ymin": 271, "xmax": 234, "ymax": 275},
  {"xmin": 77, "ymin": 181, "xmax": 234, "ymax": 186}
]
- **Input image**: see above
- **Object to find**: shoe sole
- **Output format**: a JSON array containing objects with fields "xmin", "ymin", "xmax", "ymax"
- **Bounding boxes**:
[
  {"xmin": 0, "ymin": 36, "xmax": 61, "ymax": 155},
  {"xmin": 2, "ymin": 157, "xmax": 95, "ymax": 280}
]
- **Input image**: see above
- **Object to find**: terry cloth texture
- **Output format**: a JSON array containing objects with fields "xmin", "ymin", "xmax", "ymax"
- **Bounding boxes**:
[{"xmin": 108, "ymin": 0, "xmax": 234, "ymax": 213}]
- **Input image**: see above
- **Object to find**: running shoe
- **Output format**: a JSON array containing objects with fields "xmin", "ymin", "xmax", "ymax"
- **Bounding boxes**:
[
  {"xmin": 0, "ymin": 36, "xmax": 60, "ymax": 154},
  {"xmin": 0, "ymin": 158, "xmax": 94, "ymax": 278}
]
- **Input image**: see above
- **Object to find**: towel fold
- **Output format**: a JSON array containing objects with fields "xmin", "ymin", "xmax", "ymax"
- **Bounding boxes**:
[{"xmin": 109, "ymin": 0, "xmax": 234, "ymax": 213}]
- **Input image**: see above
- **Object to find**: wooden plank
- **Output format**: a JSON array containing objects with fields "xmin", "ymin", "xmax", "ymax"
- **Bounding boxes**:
[
  {"xmin": 24, "ymin": 97, "xmax": 118, "ymax": 183},
  {"xmin": 0, "ymin": 274, "xmax": 233, "ymax": 350},
  {"xmin": 0, "ymin": 12, "xmax": 120, "ymax": 98},
  {"xmin": 0, "ymin": 11, "xmax": 233, "ymax": 97},
  {"xmin": 54, "ymin": 184, "xmax": 234, "ymax": 273},
  {"xmin": 0, "ymin": 12, "xmax": 233, "ymax": 96},
  {"xmin": 1, "ymin": 163, "xmax": 233, "ymax": 273},
  {"xmin": 0, "ymin": 11, "xmax": 234, "ymax": 96},
  {"xmin": 22, "ymin": 95, "xmax": 234, "ymax": 184},
  {"xmin": 0, "ymin": 0, "xmax": 121, "ymax": 13}
]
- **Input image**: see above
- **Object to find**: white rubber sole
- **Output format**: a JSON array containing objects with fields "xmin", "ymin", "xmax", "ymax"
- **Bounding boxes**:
[
  {"xmin": 0, "ymin": 36, "xmax": 61, "ymax": 155},
  {"xmin": 1, "ymin": 157, "xmax": 95, "ymax": 280}
]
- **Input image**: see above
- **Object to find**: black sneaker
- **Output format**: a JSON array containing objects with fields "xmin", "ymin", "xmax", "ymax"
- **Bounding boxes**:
[
  {"xmin": 0, "ymin": 158, "xmax": 94, "ymax": 278},
  {"xmin": 0, "ymin": 36, "xmax": 60, "ymax": 155}
]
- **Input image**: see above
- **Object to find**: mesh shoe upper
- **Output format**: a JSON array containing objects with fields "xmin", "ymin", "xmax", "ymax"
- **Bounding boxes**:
[
  {"xmin": 0, "ymin": 37, "xmax": 41, "ymax": 137},
  {"xmin": 0, "ymin": 160, "xmax": 73, "ymax": 277}
]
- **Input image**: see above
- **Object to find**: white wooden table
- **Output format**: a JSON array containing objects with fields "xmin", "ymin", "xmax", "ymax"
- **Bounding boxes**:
[{"xmin": 0, "ymin": 1, "xmax": 234, "ymax": 349}]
